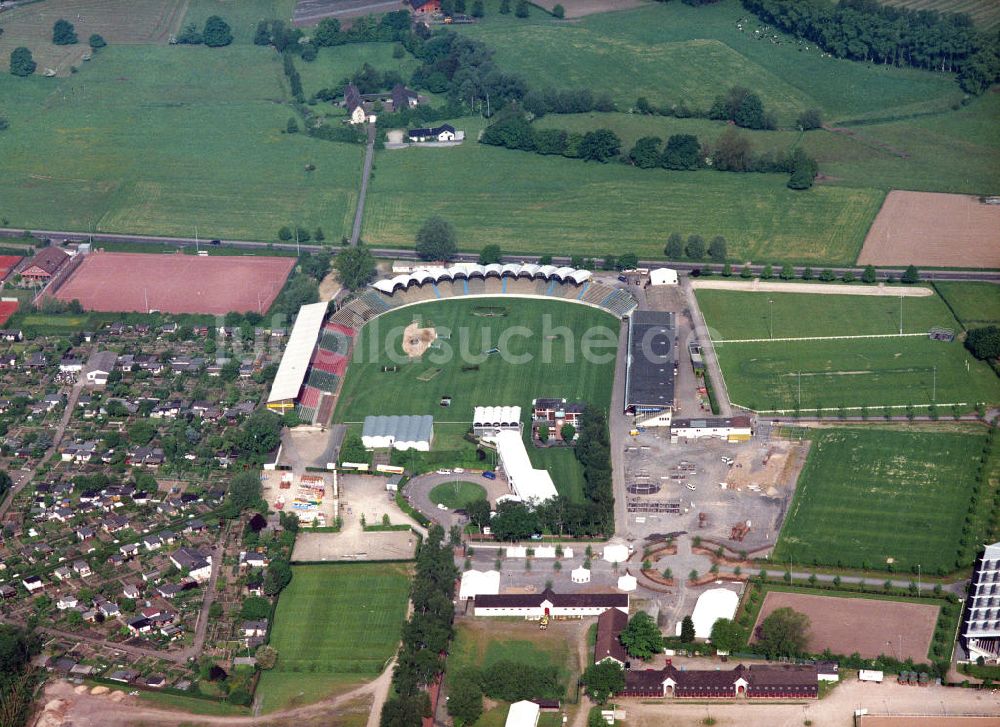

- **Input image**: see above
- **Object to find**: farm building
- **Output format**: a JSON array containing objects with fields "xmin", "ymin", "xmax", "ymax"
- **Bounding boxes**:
[
  {"xmin": 266, "ymin": 301, "xmax": 330, "ymax": 412},
  {"xmin": 343, "ymin": 83, "xmax": 370, "ymax": 125},
  {"xmin": 624, "ymin": 310, "xmax": 675, "ymax": 426},
  {"xmin": 459, "ymin": 569, "xmax": 500, "ymax": 601},
  {"xmin": 408, "ymin": 124, "xmax": 463, "ymax": 143},
  {"xmin": 594, "ymin": 607, "xmax": 629, "ymax": 666},
  {"xmin": 20, "ymin": 247, "xmax": 70, "ymax": 283},
  {"xmin": 473, "ymin": 405, "xmax": 522, "ymax": 436},
  {"xmin": 391, "ymin": 83, "xmax": 420, "ymax": 112},
  {"xmin": 683, "ymin": 588, "xmax": 740, "ymax": 640},
  {"xmin": 961, "ymin": 541, "xmax": 1000, "ymax": 663},
  {"xmin": 473, "ymin": 588, "xmax": 628, "ymax": 618},
  {"xmin": 361, "ymin": 415, "xmax": 434, "ymax": 451},
  {"xmin": 494, "ymin": 429, "xmax": 557, "ymax": 502},
  {"xmin": 671, "ymin": 416, "xmax": 753, "ymax": 442},
  {"xmin": 620, "ymin": 662, "xmax": 818, "ymax": 699},
  {"xmin": 648, "ymin": 268, "xmax": 678, "ymax": 286},
  {"xmin": 504, "ymin": 700, "xmax": 539, "ymax": 727}
]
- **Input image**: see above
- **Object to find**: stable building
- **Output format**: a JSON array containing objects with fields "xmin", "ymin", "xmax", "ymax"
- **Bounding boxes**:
[
  {"xmin": 361, "ymin": 415, "xmax": 433, "ymax": 451},
  {"xmin": 961, "ymin": 541, "xmax": 1000, "ymax": 663},
  {"xmin": 671, "ymin": 416, "xmax": 753, "ymax": 442},
  {"xmin": 594, "ymin": 607, "xmax": 629, "ymax": 666},
  {"xmin": 474, "ymin": 588, "xmax": 628, "ymax": 618},
  {"xmin": 624, "ymin": 310, "xmax": 675, "ymax": 427},
  {"xmin": 620, "ymin": 662, "xmax": 818, "ymax": 699},
  {"xmin": 494, "ymin": 429, "xmax": 557, "ymax": 503}
]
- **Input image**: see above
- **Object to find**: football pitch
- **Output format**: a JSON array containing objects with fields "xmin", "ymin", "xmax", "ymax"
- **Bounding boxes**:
[
  {"xmin": 256, "ymin": 563, "xmax": 411, "ymax": 712},
  {"xmin": 696, "ymin": 288, "xmax": 1000, "ymax": 412},
  {"xmin": 774, "ymin": 427, "xmax": 987, "ymax": 573}
]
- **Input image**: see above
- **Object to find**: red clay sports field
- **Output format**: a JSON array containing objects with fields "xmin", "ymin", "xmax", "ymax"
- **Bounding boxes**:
[{"xmin": 54, "ymin": 252, "xmax": 296, "ymax": 315}]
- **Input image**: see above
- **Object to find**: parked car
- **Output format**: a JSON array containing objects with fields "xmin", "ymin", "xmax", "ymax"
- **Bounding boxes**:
[
  {"xmin": 453, "ymin": 468, "xmax": 465, "ymax": 474},
  {"xmin": 482, "ymin": 471, "xmax": 496, "ymax": 480},
  {"xmin": 437, "ymin": 503, "xmax": 448, "ymax": 510}
]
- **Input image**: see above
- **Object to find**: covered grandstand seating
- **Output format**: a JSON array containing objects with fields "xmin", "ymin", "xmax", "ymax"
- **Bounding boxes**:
[{"xmin": 371, "ymin": 262, "xmax": 592, "ymax": 295}]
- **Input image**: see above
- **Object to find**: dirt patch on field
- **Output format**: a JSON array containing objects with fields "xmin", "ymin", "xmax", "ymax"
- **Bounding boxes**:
[
  {"xmin": 403, "ymin": 321, "xmax": 437, "ymax": 358},
  {"xmin": 860, "ymin": 718, "xmax": 1000, "ymax": 727},
  {"xmin": 726, "ymin": 439, "xmax": 810, "ymax": 496},
  {"xmin": 858, "ymin": 191, "xmax": 1000, "ymax": 268},
  {"xmin": 753, "ymin": 591, "xmax": 937, "ymax": 662},
  {"xmin": 692, "ymin": 279, "xmax": 933, "ymax": 297},
  {"xmin": 531, "ymin": 0, "xmax": 648, "ymax": 17}
]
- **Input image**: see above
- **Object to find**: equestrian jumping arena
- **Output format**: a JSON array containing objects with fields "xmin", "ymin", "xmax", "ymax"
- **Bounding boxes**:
[
  {"xmin": 53, "ymin": 251, "xmax": 296, "ymax": 315},
  {"xmin": 752, "ymin": 591, "xmax": 938, "ymax": 662},
  {"xmin": 858, "ymin": 191, "xmax": 1000, "ymax": 268}
]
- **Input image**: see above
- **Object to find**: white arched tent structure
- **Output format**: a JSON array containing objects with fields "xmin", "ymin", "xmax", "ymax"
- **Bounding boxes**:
[{"xmin": 371, "ymin": 263, "xmax": 593, "ymax": 295}]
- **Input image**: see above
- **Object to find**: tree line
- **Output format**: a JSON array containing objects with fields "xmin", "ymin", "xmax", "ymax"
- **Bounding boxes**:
[
  {"xmin": 448, "ymin": 660, "xmax": 562, "ymax": 725},
  {"xmin": 742, "ymin": 0, "xmax": 1000, "ymax": 94},
  {"xmin": 481, "ymin": 110, "xmax": 623, "ymax": 162},
  {"xmin": 0, "ymin": 625, "xmax": 42, "ymax": 727},
  {"xmin": 380, "ymin": 525, "xmax": 457, "ymax": 727}
]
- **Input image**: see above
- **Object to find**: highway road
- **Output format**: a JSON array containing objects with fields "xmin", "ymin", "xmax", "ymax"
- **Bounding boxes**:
[{"xmin": 2, "ymin": 227, "xmax": 999, "ymax": 282}]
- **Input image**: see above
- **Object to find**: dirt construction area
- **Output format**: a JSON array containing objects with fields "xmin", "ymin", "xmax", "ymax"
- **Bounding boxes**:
[
  {"xmin": 858, "ymin": 191, "xmax": 1000, "ymax": 268},
  {"xmin": 753, "ymin": 591, "xmax": 938, "ymax": 662},
  {"xmin": 53, "ymin": 251, "xmax": 295, "ymax": 314}
]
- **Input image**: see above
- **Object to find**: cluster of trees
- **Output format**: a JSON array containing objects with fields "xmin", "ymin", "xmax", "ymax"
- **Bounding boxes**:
[
  {"xmin": 0, "ymin": 625, "xmax": 42, "ymax": 727},
  {"xmin": 9, "ymin": 47, "xmax": 36, "ymax": 77},
  {"xmin": 176, "ymin": 15, "xmax": 233, "ymax": 47},
  {"xmin": 481, "ymin": 111, "xmax": 622, "ymax": 163},
  {"xmin": 754, "ymin": 606, "xmax": 811, "ymax": 659},
  {"xmin": 523, "ymin": 87, "xmax": 617, "ymax": 117},
  {"xmin": 278, "ymin": 224, "xmax": 324, "ymax": 243},
  {"xmin": 448, "ymin": 660, "xmax": 561, "ymax": 724},
  {"xmin": 620, "ymin": 611, "xmax": 664, "ymax": 660},
  {"xmin": 52, "ymin": 19, "xmax": 78, "ymax": 45},
  {"xmin": 582, "ymin": 661, "xmax": 625, "ymax": 704},
  {"xmin": 965, "ymin": 326, "xmax": 1000, "ymax": 362},
  {"xmin": 628, "ymin": 133, "xmax": 701, "ymax": 170},
  {"xmin": 664, "ymin": 232, "xmax": 727, "ymax": 262},
  {"xmin": 415, "ymin": 216, "xmax": 458, "ymax": 261},
  {"xmin": 281, "ymin": 53, "xmax": 304, "ymax": 103},
  {"xmin": 708, "ymin": 86, "xmax": 776, "ymax": 130},
  {"xmin": 381, "ymin": 525, "xmax": 457, "ymax": 727},
  {"xmin": 575, "ymin": 404, "xmax": 614, "ymax": 534},
  {"xmin": 0, "ymin": 469, "xmax": 9, "ymax": 503},
  {"xmin": 335, "ymin": 244, "xmax": 377, "ymax": 290},
  {"xmin": 742, "ymin": 0, "xmax": 1000, "ymax": 94},
  {"xmin": 406, "ymin": 32, "xmax": 526, "ymax": 110}
]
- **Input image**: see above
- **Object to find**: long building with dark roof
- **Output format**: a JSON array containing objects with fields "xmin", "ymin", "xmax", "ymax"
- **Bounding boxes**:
[
  {"xmin": 624, "ymin": 310, "xmax": 675, "ymax": 426},
  {"xmin": 473, "ymin": 588, "xmax": 628, "ymax": 618},
  {"xmin": 620, "ymin": 662, "xmax": 818, "ymax": 699}
]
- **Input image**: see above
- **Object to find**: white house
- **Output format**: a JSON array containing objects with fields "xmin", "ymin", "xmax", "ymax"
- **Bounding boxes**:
[
  {"xmin": 671, "ymin": 416, "xmax": 753, "ymax": 442},
  {"xmin": 407, "ymin": 124, "xmax": 462, "ymax": 143},
  {"xmin": 85, "ymin": 351, "xmax": 118, "ymax": 386}
]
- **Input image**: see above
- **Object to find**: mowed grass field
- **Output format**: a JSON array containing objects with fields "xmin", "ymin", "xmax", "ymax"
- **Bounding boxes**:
[
  {"xmin": 366, "ymin": 118, "xmax": 881, "ymax": 263},
  {"xmin": 936, "ymin": 282, "xmax": 1000, "ymax": 328},
  {"xmin": 181, "ymin": 0, "xmax": 297, "ymax": 44},
  {"xmin": 0, "ymin": 43, "xmax": 362, "ymax": 240},
  {"xmin": 774, "ymin": 427, "xmax": 987, "ymax": 572},
  {"xmin": 697, "ymin": 288, "xmax": 1000, "ymax": 411},
  {"xmin": 459, "ymin": 0, "xmax": 962, "ymax": 124},
  {"xmin": 257, "ymin": 563, "xmax": 411, "ymax": 713},
  {"xmin": 696, "ymin": 288, "xmax": 956, "ymax": 340},
  {"xmin": 336, "ymin": 298, "xmax": 615, "ymax": 500},
  {"xmin": 429, "ymin": 481, "xmax": 488, "ymax": 509}
]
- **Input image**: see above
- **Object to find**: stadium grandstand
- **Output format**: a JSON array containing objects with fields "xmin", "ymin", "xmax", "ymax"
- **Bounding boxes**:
[
  {"xmin": 328, "ymin": 263, "xmax": 638, "ymax": 329},
  {"xmin": 624, "ymin": 310, "xmax": 676, "ymax": 427}
]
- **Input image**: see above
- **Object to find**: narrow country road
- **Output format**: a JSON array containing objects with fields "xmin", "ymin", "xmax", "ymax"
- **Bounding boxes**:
[
  {"xmin": 350, "ymin": 123, "xmax": 377, "ymax": 246},
  {"xmin": 182, "ymin": 523, "xmax": 231, "ymax": 661}
]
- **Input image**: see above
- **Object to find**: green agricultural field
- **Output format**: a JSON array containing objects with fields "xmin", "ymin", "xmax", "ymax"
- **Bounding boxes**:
[
  {"xmin": 296, "ymin": 42, "xmax": 421, "ymax": 98},
  {"xmin": 459, "ymin": 0, "xmax": 962, "ymax": 124},
  {"xmin": 697, "ymin": 288, "xmax": 1000, "ymax": 411},
  {"xmin": 935, "ymin": 282, "xmax": 1000, "ymax": 328},
  {"xmin": 336, "ymin": 298, "xmax": 613, "ymax": 500},
  {"xmin": 0, "ymin": 43, "xmax": 361, "ymax": 241},
  {"xmin": 881, "ymin": 0, "xmax": 1000, "ymax": 31},
  {"xmin": 429, "ymin": 481, "xmax": 488, "ymax": 509},
  {"xmin": 365, "ymin": 118, "xmax": 880, "ymax": 263},
  {"xmin": 257, "ymin": 563, "xmax": 411, "ymax": 713},
  {"xmin": 774, "ymin": 427, "xmax": 987, "ymax": 573},
  {"xmin": 695, "ymin": 288, "xmax": 957, "ymax": 341}
]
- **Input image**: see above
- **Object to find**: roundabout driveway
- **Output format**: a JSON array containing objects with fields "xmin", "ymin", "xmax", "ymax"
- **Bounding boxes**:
[{"xmin": 403, "ymin": 471, "xmax": 511, "ymax": 529}]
